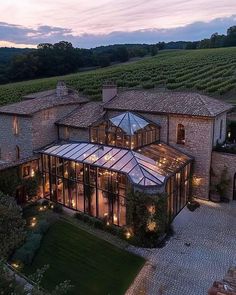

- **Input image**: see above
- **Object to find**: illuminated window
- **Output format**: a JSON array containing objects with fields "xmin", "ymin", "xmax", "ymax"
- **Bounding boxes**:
[
  {"xmin": 23, "ymin": 166, "xmax": 30, "ymax": 177},
  {"xmin": 177, "ymin": 124, "xmax": 185, "ymax": 145},
  {"xmin": 16, "ymin": 145, "xmax": 20, "ymax": 160},
  {"xmin": 13, "ymin": 116, "xmax": 19, "ymax": 135}
]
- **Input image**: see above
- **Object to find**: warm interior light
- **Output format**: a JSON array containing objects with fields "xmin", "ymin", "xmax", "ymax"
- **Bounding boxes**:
[
  {"xmin": 125, "ymin": 231, "xmax": 131, "ymax": 239},
  {"xmin": 31, "ymin": 169, "xmax": 35, "ymax": 177},
  {"xmin": 147, "ymin": 221, "xmax": 156, "ymax": 231},
  {"xmin": 12, "ymin": 262, "xmax": 19, "ymax": 269},
  {"xmin": 113, "ymin": 214, "xmax": 118, "ymax": 223}
]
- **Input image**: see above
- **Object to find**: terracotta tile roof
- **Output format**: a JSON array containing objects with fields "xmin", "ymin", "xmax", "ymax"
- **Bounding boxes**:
[
  {"xmin": 57, "ymin": 101, "xmax": 105, "ymax": 128},
  {"xmin": 104, "ymin": 90, "xmax": 233, "ymax": 117},
  {"xmin": 0, "ymin": 89, "xmax": 89, "ymax": 116}
]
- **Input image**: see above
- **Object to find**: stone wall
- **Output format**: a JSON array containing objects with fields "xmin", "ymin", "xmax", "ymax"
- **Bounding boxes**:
[
  {"xmin": 32, "ymin": 104, "xmax": 79, "ymax": 150},
  {"xmin": 0, "ymin": 114, "xmax": 33, "ymax": 162},
  {"xmin": 58, "ymin": 126, "xmax": 90, "ymax": 142},
  {"xmin": 208, "ymin": 264, "xmax": 236, "ymax": 294},
  {"xmin": 213, "ymin": 112, "xmax": 227, "ymax": 146},
  {"xmin": 168, "ymin": 115, "xmax": 214, "ymax": 199},
  {"xmin": 211, "ymin": 151, "xmax": 236, "ymax": 200}
]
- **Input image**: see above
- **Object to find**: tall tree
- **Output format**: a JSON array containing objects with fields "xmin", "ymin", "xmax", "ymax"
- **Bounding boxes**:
[{"xmin": 0, "ymin": 191, "xmax": 26, "ymax": 259}]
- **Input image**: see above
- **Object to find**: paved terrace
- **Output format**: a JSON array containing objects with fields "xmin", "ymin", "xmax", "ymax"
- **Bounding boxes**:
[{"xmin": 127, "ymin": 200, "xmax": 236, "ymax": 295}]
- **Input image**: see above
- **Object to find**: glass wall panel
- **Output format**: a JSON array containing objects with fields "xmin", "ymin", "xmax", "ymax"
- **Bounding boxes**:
[
  {"xmin": 77, "ymin": 183, "xmax": 84, "ymax": 212},
  {"xmin": 84, "ymin": 185, "xmax": 96, "ymax": 217},
  {"xmin": 57, "ymin": 178, "xmax": 64, "ymax": 204},
  {"xmin": 64, "ymin": 180, "xmax": 69, "ymax": 207},
  {"xmin": 97, "ymin": 189, "xmax": 109, "ymax": 220},
  {"xmin": 76, "ymin": 163, "xmax": 83, "ymax": 182},
  {"xmin": 41, "ymin": 154, "xmax": 127, "ymax": 226},
  {"xmin": 44, "ymin": 172, "xmax": 50, "ymax": 197},
  {"xmin": 69, "ymin": 180, "xmax": 77, "ymax": 209},
  {"xmin": 119, "ymin": 196, "xmax": 126, "ymax": 226}
]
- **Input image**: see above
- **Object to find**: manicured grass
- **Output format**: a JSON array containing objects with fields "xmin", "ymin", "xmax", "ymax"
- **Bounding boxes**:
[{"xmin": 24, "ymin": 220, "xmax": 145, "ymax": 295}]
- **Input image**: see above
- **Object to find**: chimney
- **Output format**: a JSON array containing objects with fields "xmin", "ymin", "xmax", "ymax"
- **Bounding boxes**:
[
  {"xmin": 56, "ymin": 80, "xmax": 68, "ymax": 98},
  {"xmin": 102, "ymin": 81, "xmax": 117, "ymax": 103}
]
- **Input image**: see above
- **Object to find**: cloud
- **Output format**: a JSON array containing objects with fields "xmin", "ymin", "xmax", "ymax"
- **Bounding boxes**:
[{"xmin": 0, "ymin": 15, "xmax": 235, "ymax": 48}]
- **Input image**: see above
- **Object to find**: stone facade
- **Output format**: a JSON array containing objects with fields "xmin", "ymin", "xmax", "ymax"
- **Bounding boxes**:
[
  {"xmin": 169, "ymin": 115, "xmax": 214, "ymax": 199},
  {"xmin": 0, "ymin": 104, "xmax": 79, "ymax": 163},
  {"xmin": 211, "ymin": 151, "xmax": 236, "ymax": 200},
  {"xmin": 213, "ymin": 112, "xmax": 227, "ymax": 146},
  {"xmin": 58, "ymin": 126, "xmax": 90, "ymax": 142},
  {"xmin": 0, "ymin": 114, "xmax": 33, "ymax": 162},
  {"xmin": 31, "ymin": 104, "xmax": 79, "ymax": 149}
]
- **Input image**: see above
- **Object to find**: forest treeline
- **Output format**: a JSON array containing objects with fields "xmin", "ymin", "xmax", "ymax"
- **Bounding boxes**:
[{"xmin": 0, "ymin": 25, "xmax": 235, "ymax": 84}]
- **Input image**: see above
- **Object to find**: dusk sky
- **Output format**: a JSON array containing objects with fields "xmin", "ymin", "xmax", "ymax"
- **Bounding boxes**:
[{"xmin": 0, "ymin": 0, "xmax": 236, "ymax": 48}]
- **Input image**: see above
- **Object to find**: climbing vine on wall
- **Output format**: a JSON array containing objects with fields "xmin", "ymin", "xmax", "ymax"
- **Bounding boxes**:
[{"xmin": 126, "ymin": 190, "xmax": 169, "ymax": 247}]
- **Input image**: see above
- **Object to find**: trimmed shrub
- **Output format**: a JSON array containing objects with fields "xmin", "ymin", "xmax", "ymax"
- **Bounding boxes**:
[
  {"xmin": 12, "ymin": 233, "xmax": 42, "ymax": 265},
  {"xmin": 35, "ymin": 220, "xmax": 50, "ymax": 234},
  {"xmin": 41, "ymin": 200, "xmax": 49, "ymax": 207},
  {"xmin": 93, "ymin": 219, "xmax": 105, "ymax": 230},
  {"xmin": 74, "ymin": 212, "xmax": 84, "ymax": 220},
  {"xmin": 53, "ymin": 203, "xmax": 63, "ymax": 213}
]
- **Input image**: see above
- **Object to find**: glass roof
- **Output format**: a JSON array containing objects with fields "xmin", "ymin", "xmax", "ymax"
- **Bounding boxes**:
[
  {"xmin": 40, "ymin": 142, "xmax": 191, "ymax": 187},
  {"xmin": 109, "ymin": 112, "xmax": 150, "ymax": 135}
]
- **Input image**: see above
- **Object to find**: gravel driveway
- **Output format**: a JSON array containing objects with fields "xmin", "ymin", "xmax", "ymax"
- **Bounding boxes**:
[{"xmin": 127, "ymin": 200, "xmax": 236, "ymax": 295}]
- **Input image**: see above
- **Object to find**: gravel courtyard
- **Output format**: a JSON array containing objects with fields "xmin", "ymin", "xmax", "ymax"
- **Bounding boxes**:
[{"xmin": 127, "ymin": 200, "xmax": 236, "ymax": 295}]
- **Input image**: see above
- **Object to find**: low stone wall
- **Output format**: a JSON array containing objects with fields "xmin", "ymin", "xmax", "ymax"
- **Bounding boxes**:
[{"xmin": 211, "ymin": 151, "xmax": 236, "ymax": 200}]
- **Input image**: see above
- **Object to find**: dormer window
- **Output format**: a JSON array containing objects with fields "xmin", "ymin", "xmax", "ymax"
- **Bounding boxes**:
[
  {"xmin": 177, "ymin": 124, "xmax": 185, "ymax": 145},
  {"xmin": 13, "ymin": 116, "xmax": 19, "ymax": 135}
]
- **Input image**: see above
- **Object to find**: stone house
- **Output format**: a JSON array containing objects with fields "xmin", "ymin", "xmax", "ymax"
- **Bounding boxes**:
[{"xmin": 0, "ymin": 81, "xmax": 235, "ymax": 225}]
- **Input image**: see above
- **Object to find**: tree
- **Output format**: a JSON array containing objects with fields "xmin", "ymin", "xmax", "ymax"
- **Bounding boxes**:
[
  {"xmin": 150, "ymin": 45, "xmax": 158, "ymax": 56},
  {"xmin": 0, "ymin": 191, "xmax": 26, "ymax": 259},
  {"xmin": 225, "ymin": 26, "xmax": 236, "ymax": 47},
  {"xmin": 0, "ymin": 167, "xmax": 21, "ymax": 196},
  {"xmin": 97, "ymin": 54, "xmax": 111, "ymax": 67},
  {"xmin": 116, "ymin": 46, "xmax": 129, "ymax": 62},
  {"xmin": 0, "ymin": 262, "xmax": 73, "ymax": 295}
]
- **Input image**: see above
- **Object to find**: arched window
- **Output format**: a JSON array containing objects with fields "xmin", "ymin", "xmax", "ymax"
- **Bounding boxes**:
[
  {"xmin": 177, "ymin": 124, "xmax": 185, "ymax": 145},
  {"xmin": 16, "ymin": 145, "xmax": 20, "ymax": 160}
]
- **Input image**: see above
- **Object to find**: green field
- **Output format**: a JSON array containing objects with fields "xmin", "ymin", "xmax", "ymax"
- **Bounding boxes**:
[
  {"xmin": 1, "ymin": 47, "xmax": 236, "ymax": 106},
  {"xmin": 24, "ymin": 220, "xmax": 145, "ymax": 295}
]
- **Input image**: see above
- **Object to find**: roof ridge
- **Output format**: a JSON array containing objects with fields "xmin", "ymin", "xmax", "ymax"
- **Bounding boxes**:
[{"xmin": 195, "ymin": 94, "xmax": 214, "ymax": 116}]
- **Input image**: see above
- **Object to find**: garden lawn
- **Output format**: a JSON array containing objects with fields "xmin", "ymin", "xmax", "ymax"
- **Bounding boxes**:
[{"xmin": 24, "ymin": 220, "xmax": 145, "ymax": 295}]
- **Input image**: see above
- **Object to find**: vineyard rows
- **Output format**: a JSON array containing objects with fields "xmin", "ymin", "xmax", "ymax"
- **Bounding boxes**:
[{"xmin": 0, "ymin": 47, "xmax": 236, "ymax": 106}]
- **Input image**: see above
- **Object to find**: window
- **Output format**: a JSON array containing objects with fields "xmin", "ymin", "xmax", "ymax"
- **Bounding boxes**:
[
  {"xmin": 23, "ymin": 166, "xmax": 30, "ymax": 177},
  {"xmin": 16, "ymin": 145, "xmax": 20, "ymax": 160},
  {"xmin": 220, "ymin": 120, "xmax": 223, "ymax": 140},
  {"xmin": 64, "ymin": 127, "xmax": 69, "ymax": 140},
  {"xmin": 13, "ymin": 116, "xmax": 19, "ymax": 135},
  {"xmin": 177, "ymin": 124, "xmax": 185, "ymax": 145}
]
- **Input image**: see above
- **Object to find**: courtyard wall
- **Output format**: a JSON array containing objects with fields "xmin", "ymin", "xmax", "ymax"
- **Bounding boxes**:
[{"xmin": 211, "ymin": 151, "xmax": 236, "ymax": 200}]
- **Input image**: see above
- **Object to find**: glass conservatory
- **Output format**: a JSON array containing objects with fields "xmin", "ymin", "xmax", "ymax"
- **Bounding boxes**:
[
  {"xmin": 90, "ymin": 112, "xmax": 160, "ymax": 149},
  {"xmin": 40, "ymin": 141, "xmax": 192, "ymax": 226}
]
